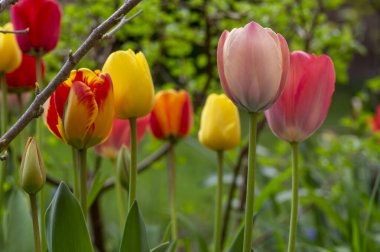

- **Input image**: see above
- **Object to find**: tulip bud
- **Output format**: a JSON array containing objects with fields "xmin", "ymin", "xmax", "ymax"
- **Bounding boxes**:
[
  {"xmin": 150, "ymin": 90, "xmax": 193, "ymax": 140},
  {"xmin": 116, "ymin": 146, "xmax": 130, "ymax": 190},
  {"xmin": 265, "ymin": 51, "xmax": 335, "ymax": 142},
  {"xmin": 102, "ymin": 49, "xmax": 155, "ymax": 119},
  {"xmin": 0, "ymin": 23, "xmax": 22, "ymax": 73},
  {"xmin": 20, "ymin": 137, "xmax": 46, "ymax": 194},
  {"xmin": 217, "ymin": 21, "xmax": 290, "ymax": 112},
  {"xmin": 198, "ymin": 94, "xmax": 241, "ymax": 151}
]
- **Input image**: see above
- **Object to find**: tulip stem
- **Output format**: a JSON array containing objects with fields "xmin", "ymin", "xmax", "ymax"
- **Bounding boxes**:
[
  {"xmin": 30, "ymin": 193, "xmax": 42, "ymax": 252},
  {"xmin": 72, "ymin": 147, "xmax": 80, "ymax": 199},
  {"xmin": 214, "ymin": 150, "xmax": 224, "ymax": 252},
  {"xmin": 128, "ymin": 117, "xmax": 137, "ymax": 208},
  {"xmin": 243, "ymin": 112, "xmax": 259, "ymax": 252},
  {"xmin": 287, "ymin": 142, "xmax": 299, "ymax": 252},
  {"xmin": 112, "ymin": 160, "xmax": 126, "ymax": 230},
  {"xmin": 78, "ymin": 148, "xmax": 88, "ymax": 218},
  {"xmin": 0, "ymin": 72, "xmax": 8, "ymax": 229},
  {"xmin": 168, "ymin": 141, "xmax": 178, "ymax": 241},
  {"xmin": 363, "ymin": 165, "xmax": 380, "ymax": 251}
]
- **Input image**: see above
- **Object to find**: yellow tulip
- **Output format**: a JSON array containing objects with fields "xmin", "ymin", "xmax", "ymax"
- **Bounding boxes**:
[
  {"xmin": 0, "ymin": 23, "xmax": 22, "ymax": 73},
  {"xmin": 199, "ymin": 94, "xmax": 240, "ymax": 151},
  {"xmin": 102, "ymin": 49, "xmax": 154, "ymax": 119}
]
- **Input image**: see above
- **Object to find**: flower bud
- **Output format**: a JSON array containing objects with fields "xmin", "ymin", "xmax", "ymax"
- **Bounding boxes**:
[
  {"xmin": 20, "ymin": 137, "xmax": 46, "ymax": 194},
  {"xmin": 116, "ymin": 146, "xmax": 130, "ymax": 190},
  {"xmin": 198, "ymin": 94, "xmax": 241, "ymax": 151}
]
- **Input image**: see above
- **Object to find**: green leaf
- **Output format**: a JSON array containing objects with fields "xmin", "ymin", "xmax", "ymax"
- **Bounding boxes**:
[
  {"xmin": 228, "ymin": 225, "xmax": 254, "ymax": 252},
  {"xmin": 2, "ymin": 190, "xmax": 34, "ymax": 252},
  {"xmin": 119, "ymin": 201, "xmax": 150, "ymax": 252},
  {"xmin": 151, "ymin": 241, "xmax": 176, "ymax": 252},
  {"xmin": 45, "ymin": 182, "xmax": 93, "ymax": 252},
  {"xmin": 87, "ymin": 164, "xmax": 109, "ymax": 208}
]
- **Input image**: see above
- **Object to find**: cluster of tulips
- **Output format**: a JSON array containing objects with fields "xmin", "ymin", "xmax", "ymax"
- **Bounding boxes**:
[{"xmin": 0, "ymin": 0, "xmax": 337, "ymax": 251}]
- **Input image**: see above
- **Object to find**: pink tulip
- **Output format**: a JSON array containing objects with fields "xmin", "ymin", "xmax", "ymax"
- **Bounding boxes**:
[
  {"xmin": 265, "ymin": 51, "xmax": 335, "ymax": 142},
  {"xmin": 217, "ymin": 21, "xmax": 290, "ymax": 112},
  {"xmin": 95, "ymin": 115, "xmax": 150, "ymax": 160}
]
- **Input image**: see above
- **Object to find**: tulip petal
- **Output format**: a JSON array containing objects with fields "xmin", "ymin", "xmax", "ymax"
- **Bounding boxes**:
[
  {"xmin": 150, "ymin": 92, "xmax": 171, "ymax": 138},
  {"xmin": 84, "ymin": 73, "xmax": 114, "ymax": 147},
  {"xmin": 177, "ymin": 92, "xmax": 193, "ymax": 137},
  {"xmin": 44, "ymin": 96, "xmax": 63, "ymax": 140},
  {"xmin": 63, "ymin": 81, "xmax": 98, "ymax": 149},
  {"xmin": 36, "ymin": 0, "xmax": 61, "ymax": 52}
]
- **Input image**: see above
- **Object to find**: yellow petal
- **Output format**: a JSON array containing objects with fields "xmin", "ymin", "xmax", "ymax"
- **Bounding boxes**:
[
  {"xmin": 63, "ymin": 81, "xmax": 98, "ymax": 149},
  {"xmin": 0, "ymin": 23, "xmax": 22, "ymax": 73}
]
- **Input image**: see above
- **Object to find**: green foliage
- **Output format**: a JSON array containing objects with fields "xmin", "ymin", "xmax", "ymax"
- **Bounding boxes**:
[{"xmin": 45, "ymin": 182, "xmax": 94, "ymax": 252}]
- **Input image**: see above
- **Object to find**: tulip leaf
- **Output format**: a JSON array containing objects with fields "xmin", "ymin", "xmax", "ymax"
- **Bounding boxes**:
[
  {"xmin": 2, "ymin": 190, "xmax": 34, "ymax": 252},
  {"xmin": 151, "ymin": 242, "xmax": 178, "ymax": 252},
  {"xmin": 228, "ymin": 225, "xmax": 254, "ymax": 252},
  {"xmin": 119, "ymin": 201, "xmax": 150, "ymax": 252},
  {"xmin": 45, "ymin": 182, "xmax": 94, "ymax": 252},
  {"xmin": 87, "ymin": 164, "xmax": 109, "ymax": 208}
]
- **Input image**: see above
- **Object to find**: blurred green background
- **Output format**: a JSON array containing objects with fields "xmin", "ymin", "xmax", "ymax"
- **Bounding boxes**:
[{"xmin": 2, "ymin": 0, "xmax": 380, "ymax": 251}]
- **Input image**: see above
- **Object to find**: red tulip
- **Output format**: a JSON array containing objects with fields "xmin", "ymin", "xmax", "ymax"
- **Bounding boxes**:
[
  {"xmin": 150, "ymin": 90, "xmax": 193, "ymax": 140},
  {"xmin": 11, "ymin": 0, "xmax": 62, "ymax": 54},
  {"xmin": 5, "ymin": 54, "xmax": 45, "ymax": 92},
  {"xmin": 369, "ymin": 105, "xmax": 380, "ymax": 133},
  {"xmin": 217, "ymin": 21, "xmax": 290, "ymax": 112},
  {"xmin": 95, "ymin": 115, "xmax": 150, "ymax": 160},
  {"xmin": 44, "ymin": 68, "xmax": 114, "ymax": 149},
  {"xmin": 265, "ymin": 51, "xmax": 335, "ymax": 142}
]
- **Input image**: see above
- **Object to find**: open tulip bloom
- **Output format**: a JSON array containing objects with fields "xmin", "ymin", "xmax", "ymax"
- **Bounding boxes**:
[
  {"xmin": 265, "ymin": 51, "xmax": 335, "ymax": 252},
  {"xmin": 217, "ymin": 21, "xmax": 290, "ymax": 252},
  {"xmin": 44, "ymin": 68, "xmax": 114, "ymax": 215}
]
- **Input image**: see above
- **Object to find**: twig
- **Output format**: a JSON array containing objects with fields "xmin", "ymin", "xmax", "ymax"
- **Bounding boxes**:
[
  {"xmin": 0, "ymin": 0, "xmax": 17, "ymax": 13},
  {"xmin": 0, "ymin": 28, "xmax": 29, "ymax": 34},
  {"xmin": 0, "ymin": 0, "xmax": 143, "ymax": 153},
  {"xmin": 102, "ymin": 10, "xmax": 143, "ymax": 39}
]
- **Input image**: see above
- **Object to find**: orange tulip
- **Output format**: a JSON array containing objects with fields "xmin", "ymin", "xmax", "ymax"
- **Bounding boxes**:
[
  {"xmin": 44, "ymin": 68, "xmax": 114, "ymax": 149},
  {"xmin": 150, "ymin": 90, "xmax": 193, "ymax": 140}
]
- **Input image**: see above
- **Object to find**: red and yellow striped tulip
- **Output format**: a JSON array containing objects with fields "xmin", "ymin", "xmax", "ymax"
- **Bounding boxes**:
[
  {"xmin": 44, "ymin": 68, "xmax": 114, "ymax": 149},
  {"xmin": 150, "ymin": 90, "xmax": 193, "ymax": 140}
]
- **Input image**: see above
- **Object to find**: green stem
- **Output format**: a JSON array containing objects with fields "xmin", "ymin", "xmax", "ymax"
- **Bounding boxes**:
[
  {"xmin": 113, "ymin": 160, "xmax": 126, "ymax": 229},
  {"xmin": 243, "ymin": 112, "xmax": 259, "ymax": 252},
  {"xmin": 1, "ymin": 72, "xmax": 7, "ymax": 135},
  {"xmin": 30, "ymin": 194, "xmax": 42, "ymax": 252},
  {"xmin": 39, "ymin": 187, "xmax": 46, "ymax": 252},
  {"xmin": 214, "ymin": 150, "xmax": 224, "ymax": 252},
  {"xmin": 72, "ymin": 147, "xmax": 80, "ymax": 199},
  {"xmin": 287, "ymin": 142, "xmax": 299, "ymax": 252},
  {"xmin": 363, "ymin": 166, "xmax": 380, "ymax": 251},
  {"xmin": 168, "ymin": 142, "xmax": 177, "ymax": 241},
  {"xmin": 128, "ymin": 117, "xmax": 137, "ymax": 208},
  {"xmin": 78, "ymin": 148, "xmax": 88, "ymax": 218}
]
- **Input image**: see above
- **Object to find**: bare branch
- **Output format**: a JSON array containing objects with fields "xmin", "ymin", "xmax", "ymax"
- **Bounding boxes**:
[
  {"xmin": 0, "ymin": 28, "xmax": 29, "ymax": 34},
  {"xmin": 0, "ymin": 0, "xmax": 143, "ymax": 152},
  {"xmin": 0, "ymin": 0, "xmax": 17, "ymax": 13},
  {"xmin": 102, "ymin": 10, "xmax": 143, "ymax": 40}
]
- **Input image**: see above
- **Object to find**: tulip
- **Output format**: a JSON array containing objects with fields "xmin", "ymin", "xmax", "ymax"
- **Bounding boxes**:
[
  {"xmin": 199, "ymin": 94, "xmax": 240, "ymax": 252},
  {"xmin": 150, "ymin": 90, "xmax": 193, "ymax": 140},
  {"xmin": 11, "ymin": 0, "xmax": 62, "ymax": 54},
  {"xmin": 217, "ymin": 21, "xmax": 290, "ymax": 113},
  {"xmin": 5, "ymin": 54, "xmax": 45, "ymax": 92},
  {"xmin": 265, "ymin": 51, "xmax": 335, "ymax": 143},
  {"xmin": 0, "ymin": 23, "xmax": 22, "ymax": 73},
  {"xmin": 369, "ymin": 105, "xmax": 380, "ymax": 133},
  {"xmin": 199, "ymin": 94, "xmax": 240, "ymax": 151},
  {"xmin": 20, "ymin": 137, "xmax": 46, "ymax": 194},
  {"xmin": 264, "ymin": 51, "xmax": 335, "ymax": 252},
  {"xmin": 44, "ymin": 68, "xmax": 114, "ymax": 149},
  {"xmin": 95, "ymin": 115, "xmax": 150, "ymax": 160}
]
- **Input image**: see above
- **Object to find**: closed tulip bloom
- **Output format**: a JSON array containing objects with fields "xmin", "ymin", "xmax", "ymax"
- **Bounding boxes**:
[
  {"xmin": 6, "ymin": 54, "xmax": 45, "ymax": 92},
  {"xmin": 217, "ymin": 21, "xmax": 290, "ymax": 112},
  {"xmin": 44, "ymin": 68, "xmax": 114, "ymax": 149},
  {"xmin": 150, "ymin": 90, "xmax": 193, "ymax": 140},
  {"xmin": 0, "ymin": 23, "xmax": 22, "ymax": 73},
  {"xmin": 11, "ymin": 0, "xmax": 62, "ymax": 54},
  {"xmin": 95, "ymin": 115, "xmax": 150, "ymax": 160},
  {"xmin": 265, "ymin": 51, "xmax": 335, "ymax": 143},
  {"xmin": 20, "ymin": 137, "xmax": 46, "ymax": 194},
  {"xmin": 102, "ymin": 49, "xmax": 154, "ymax": 119},
  {"xmin": 199, "ymin": 94, "xmax": 240, "ymax": 151}
]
